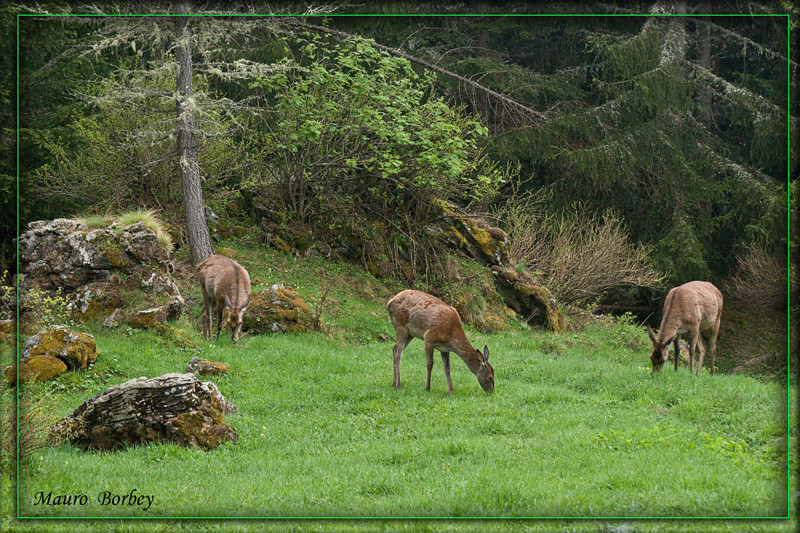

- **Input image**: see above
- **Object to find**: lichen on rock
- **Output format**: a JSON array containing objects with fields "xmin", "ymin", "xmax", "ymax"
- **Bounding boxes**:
[
  {"xmin": 187, "ymin": 357, "xmax": 229, "ymax": 376},
  {"xmin": 50, "ymin": 373, "xmax": 237, "ymax": 451}
]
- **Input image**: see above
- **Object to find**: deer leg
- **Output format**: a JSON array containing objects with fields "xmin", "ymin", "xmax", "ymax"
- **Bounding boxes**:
[
  {"xmin": 687, "ymin": 330, "xmax": 697, "ymax": 375},
  {"xmin": 424, "ymin": 340, "xmax": 434, "ymax": 391},
  {"xmin": 201, "ymin": 306, "xmax": 210, "ymax": 340},
  {"xmin": 441, "ymin": 351, "xmax": 453, "ymax": 395},
  {"xmin": 215, "ymin": 304, "xmax": 224, "ymax": 338},
  {"xmin": 673, "ymin": 336, "xmax": 680, "ymax": 372},
  {"xmin": 392, "ymin": 329, "xmax": 410, "ymax": 389},
  {"xmin": 709, "ymin": 316, "xmax": 721, "ymax": 375},
  {"xmin": 695, "ymin": 334, "xmax": 707, "ymax": 376}
]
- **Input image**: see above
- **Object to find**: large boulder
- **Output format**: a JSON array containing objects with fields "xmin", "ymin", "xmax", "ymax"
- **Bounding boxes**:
[
  {"xmin": 492, "ymin": 266, "xmax": 567, "ymax": 332},
  {"xmin": 21, "ymin": 325, "xmax": 97, "ymax": 370},
  {"xmin": 50, "ymin": 373, "xmax": 238, "ymax": 451},
  {"xmin": 242, "ymin": 284, "xmax": 310, "ymax": 334}
]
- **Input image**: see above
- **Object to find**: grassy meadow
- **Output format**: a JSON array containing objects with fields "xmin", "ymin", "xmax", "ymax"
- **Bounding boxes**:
[{"xmin": 2, "ymin": 244, "xmax": 795, "ymax": 532}]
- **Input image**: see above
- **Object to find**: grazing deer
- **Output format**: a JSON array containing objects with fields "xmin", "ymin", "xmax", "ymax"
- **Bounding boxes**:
[
  {"xmin": 387, "ymin": 289, "xmax": 494, "ymax": 394},
  {"xmin": 647, "ymin": 281, "xmax": 723, "ymax": 375},
  {"xmin": 197, "ymin": 254, "xmax": 251, "ymax": 342}
]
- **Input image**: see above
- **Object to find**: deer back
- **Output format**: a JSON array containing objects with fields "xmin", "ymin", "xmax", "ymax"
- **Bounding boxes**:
[
  {"xmin": 656, "ymin": 281, "xmax": 722, "ymax": 343},
  {"xmin": 197, "ymin": 255, "xmax": 251, "ymax": 310}
]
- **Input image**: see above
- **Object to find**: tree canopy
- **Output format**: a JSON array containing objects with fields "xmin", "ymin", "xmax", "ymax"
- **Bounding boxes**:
[{"xmin": 5, "ymin": 1, "xmax": 796, "ymax": 294}]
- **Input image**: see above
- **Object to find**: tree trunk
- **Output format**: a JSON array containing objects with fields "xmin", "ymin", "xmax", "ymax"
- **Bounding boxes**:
[{"xmin": 175, "ymin": 2, "xmax": 213, "ymax": 265}]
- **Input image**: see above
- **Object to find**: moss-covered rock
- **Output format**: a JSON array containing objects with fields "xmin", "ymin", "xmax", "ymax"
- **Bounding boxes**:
[
  {"xmin": 5, "ymin": 354, "xmax": 67, "ymax": 384},
  {"xmin": 242, "ymin": 284, "xmax": 310, "ymax": 334},
  {"xmin": 186, "ymin": 358, "xmax": 229, "ymax": 376},
  {"xmin": 22, "ymin": 325, "xmax": 98, "ymax": 370},
  {"xmin": 127, "ymin": 307, "xmax": 168, "ymax": 329},
  {"xmin": 492, "ymin": 266, "xmax": 567, "ymax": 332},
  {"xmin": 429, "ymin": 199, "xmax": 510, "ymax": 267}
]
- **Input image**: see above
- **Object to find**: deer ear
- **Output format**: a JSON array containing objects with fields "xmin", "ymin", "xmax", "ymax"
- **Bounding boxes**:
[
  {"xmin": 224, "ymin": 294, "xmax": 231, "ymax": 308},
  {"xmin": 483, "ymin": 345, "xmax": 489, "ymax": 363},
  {"xmin": 646, "ymin": 326, "xmax": 657, "ymax": 344}
]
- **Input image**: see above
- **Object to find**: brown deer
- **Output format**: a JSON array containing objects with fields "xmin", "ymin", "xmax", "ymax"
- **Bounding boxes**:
[
  {"xmin": 387, "ymin": 289, "xmax": 494, "ymax": 394},
  {"xmin": 197, "ymin": 254, "xmax": 251, "ymax": 342},
  {"xmin": 647, "ymin": 281, "xmax": 723, "ymax": 375}
]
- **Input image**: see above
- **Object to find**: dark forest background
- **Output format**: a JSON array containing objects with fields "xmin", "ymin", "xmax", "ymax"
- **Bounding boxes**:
[{"xmin": 2, "ymin": 1, "xmax": 796, "ymax": 316}]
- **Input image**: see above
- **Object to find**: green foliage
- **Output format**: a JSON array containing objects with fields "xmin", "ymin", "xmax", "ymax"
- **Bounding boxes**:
[
  {"xmin": 3, "ymin": 272, "xmax": 73, "ymax": 330},
  {"xmin": 243, "ymin": 34, "xmax": 510, "ymax": 281},
  {"xmin": 247, "ymin": 35, "xmax": 506, "ymax": 213},
  {"xmin": 19, "ymin": 287, "xmax": 74, "ymax": 331},
  {"xmin": 74, "ymin": 214, "xmax": 113, "ymax": 229}
]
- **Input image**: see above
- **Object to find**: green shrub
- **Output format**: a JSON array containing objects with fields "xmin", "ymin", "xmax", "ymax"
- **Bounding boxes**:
[{"xmin": 497, "ymin": 193, "xmax": 664, "ymax": 308}]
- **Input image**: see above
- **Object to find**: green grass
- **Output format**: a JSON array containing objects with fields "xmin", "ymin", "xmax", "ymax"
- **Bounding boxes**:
[
  {"xmin": 2, "ymin": 243, "xmax": 795, "ymax": 532},
  {"xmin": 116, "ymin": 209, "xmax": 174, "ymax": 253},
  {"xmin": 74, "ymin": 214, "xmax": 113, "ymax": 229}
]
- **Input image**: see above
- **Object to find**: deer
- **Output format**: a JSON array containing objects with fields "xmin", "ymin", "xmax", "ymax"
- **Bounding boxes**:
[
  {"xmin": 387, "ymin": 289, "xmax": 494, "ymax": 394},
  {"xmin": 646, "ymin": 280, "xmax": 723, "ymax": 376},
  {"xmin": 196, "ymin": 254, "xmax": 251, "ymax": 342}
]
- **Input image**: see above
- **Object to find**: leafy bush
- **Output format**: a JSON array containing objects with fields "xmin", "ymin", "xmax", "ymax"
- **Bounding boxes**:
[
  {"xmin": 245, "ymin": 35, "xmax": 511, "ymax": 281},
  {"xmin": 497, "ymin": 192, "xmax": 664, "ymax": 308},
  {"xmin": 2, "ymin": 271, "xmax": 72, "ymax": 330}
]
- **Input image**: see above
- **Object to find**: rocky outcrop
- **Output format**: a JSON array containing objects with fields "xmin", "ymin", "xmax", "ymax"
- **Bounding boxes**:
[
  {"xmin": 492, "ymin": 266, "xmax": 567, "ymax": 332},
  {"xmin": 17, "ymin": 218, "xmax": 182, "ymax": 326},
  {"xmin": 242, "ymin": 284, "xmax": 310, "ymax": 334},
  {"xmin": 18, "ymin": 218, "xmax": 172, "ymax": 291},
  {"xmin": 21, "ymin": 325, "xmax": 97, "ymax": 370},
  {"xmin": 428, "ymin": 199, "xmax": 510, "ymax": 267},
  {"xmin": 50, "ymin": 373, "xmax": 238, "ymax": 451}
]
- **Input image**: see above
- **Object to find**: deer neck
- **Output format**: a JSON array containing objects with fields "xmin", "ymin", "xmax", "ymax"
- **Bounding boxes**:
[{"xmin": 451, "ymin": 335, "xmax": 481, "ymax": 374}]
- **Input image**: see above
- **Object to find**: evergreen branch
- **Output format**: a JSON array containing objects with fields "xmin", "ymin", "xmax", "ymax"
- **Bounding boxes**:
[
  {"xmin": 693, "ymin": 18, "xmax": 799, "ymax": 71},
  {"xmin": 695, "ymin": 141, "xmax": 782, "ymax": 198},
  {"xmin": 689, "ymin": 61, "xmax": 796, "ymax": 128}
]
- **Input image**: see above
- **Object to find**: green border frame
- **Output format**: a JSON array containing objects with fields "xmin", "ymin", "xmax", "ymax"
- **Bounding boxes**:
[{"xmin": 13, "ymin": 9, "xmax": 793, "ymax": 523}]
